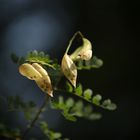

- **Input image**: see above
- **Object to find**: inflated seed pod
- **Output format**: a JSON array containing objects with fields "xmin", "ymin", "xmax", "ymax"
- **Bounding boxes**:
[
  {"xmin": 32, "ymin": 63, "xmax": 53, "ymax": 97},
  {"xmin": 70, "ymin": 38, "xmax": 92, "ymax": 61},
  {"xmin": 61, "ymin": 54, "xmax": 77, "ymax": 87},
  {"xmin": 19, "ymin": 63, "xmax": 53, "ymax": 97},
  {"xmin": 19, "ymin": 63, "xmax": 42, "ymax": 80}
]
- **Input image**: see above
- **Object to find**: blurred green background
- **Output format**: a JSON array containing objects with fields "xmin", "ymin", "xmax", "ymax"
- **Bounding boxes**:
[{"xmin": 0, "ymin": 0, "xmax": 139, "ymax": 140}]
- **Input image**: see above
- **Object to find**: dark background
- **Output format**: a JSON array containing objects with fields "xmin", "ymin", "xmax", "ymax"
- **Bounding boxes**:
[{"xmin": 0, "ymin": 0, "xmax": 140, "ymax": 140}]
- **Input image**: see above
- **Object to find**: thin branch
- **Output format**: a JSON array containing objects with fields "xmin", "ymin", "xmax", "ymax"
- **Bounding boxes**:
[
  {"xmin": 65, "ymin": 31, "xmax": 84, "ymax": 54},
  {"xmin": 21, "ymin": 95, "xmax": 50, "ymax": 140},
  {"xmin": 54, "ymin": 88, "xmax": 107, "ymax": 110}
]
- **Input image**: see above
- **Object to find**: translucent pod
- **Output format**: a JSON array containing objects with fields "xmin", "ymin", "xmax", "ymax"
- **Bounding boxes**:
[
  {"xmin": 70, "ymin": 38, "xmax": 92, "ymax": 61},
  {"xmin": 19, "ymin": 63, "xmax": 53, "ymax": 97},
  {"xmin": 61, "ymin": 54, "xmax": 77, "ymax": 87},
  {"xmin": 19, "ymin": 63, "xmax": 42, "ymax": 80},
  {"xmin": 32, "ymin": 63, "xmax": 53, "ymax": 97}
]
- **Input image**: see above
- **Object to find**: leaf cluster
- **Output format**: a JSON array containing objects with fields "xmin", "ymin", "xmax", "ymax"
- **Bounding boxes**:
[
  {"xmin": 51, "ymin": 96, "xmax": 102, "ymax": 122},
  {"xmin": 76, "ymin": 56, "xmax": 103, "ymax": 70},
  {"xmin": 6, "ymin": 95, "xmax": 37, "ymax": 121},
  {"xmin": 26, "ymin": 50, "xmax": 60, "ymax": 69},
  {"xmin": 11, "ymin": 50, "xmax": 60, "ymax": 70},
  {"xmin": 0, "ymin": 123, "xmax": 20, "ymax": 139},
  {"xmin": 39, "ymin": 121, "xmax": 69, "ymax": 140},
  {"xmin": 66, "ymin": 83, "xmax": 117, "ymax": 111}
]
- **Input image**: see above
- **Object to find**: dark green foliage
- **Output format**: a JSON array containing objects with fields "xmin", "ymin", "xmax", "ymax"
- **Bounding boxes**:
[
  {"xmin": 26, "ymin": 50, "xmax": 60, "ymax": 70},
  {"xmin": 11, "ymin": 53, "xmax": 25, "ymax": 65},
  {"xmin": 83, "ymin": 89, "xmax": 93, "ymax": 100},
  {"xmin": 92, "ymin": 94, "xmax": 102, "ymax": 105},
  {"xmin": 11, "ymin": 53, "xmax": 19, "ymax": 63},
  {"xmin": 51, "ymin": 96, "xmax": 102, "ymax": 121},
  {"xmin": 74, "ymin": 83, "xmax": 82, "ymax": 96},
  {"xmin": 65, "ymin": 82, "xmax": 74, "ymax": 93},
  {"xmin": 6, "ymin": 95, "xmax": 37, "ymax": 121},
  {"xmin": 0, "ymin": 123, "xmax": 20, "ymax": 139},
  {"xmin": 39, "ymin": 121, "xmax": 69, "ymax": 140},
  {"xmin": 66, "ymin": 82, "xmax": 117, "ymax": 111},
  {"xmin": 11, "ymin": 50, "xmax": 60, "ymax": 70},
  {"xmin": 102, "ymin": 99, "xmax": 117, "ymax": 110},
  {"xmin": 51, "ymin": 96, "xmax": 77, "ymax": 121},
  {"xmin": 76, "ymin": 56, "xmax": 103, "ymax": 70}
]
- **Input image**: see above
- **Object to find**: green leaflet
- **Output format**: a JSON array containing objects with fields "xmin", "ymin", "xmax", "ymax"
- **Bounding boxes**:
[
  {"xmin": 65, "ymin": 82, "xmax": 117, "ymax": 111},
  {"xmin": 74, "ymin": 83, "xmax": 83, "ymax": 96},
  {"xmin": 66, "ymin": 82, "xmax": 74, "ymax": 92},
  {"xmin": 39, "ymin": 121, "xmax": 69, "ymax": 140},
  {"xmin": 101, "ymin": 99, "xmax": 117, "ymax": 110},
  {"xmin": 0, "ymin": 123, "xmax": 20, "ymax": 139},
  {"xmin": 83, "ymin": 89, "xmax": 93, "ymax": 100},
  {"xmin": 11, "ymin": 50, "xmax": 60, "ymax": 70},
  {"xmin": 51, "ymin": 96, "xmax": 102, "ymax": 122},
  {"xmin": 26, "ymin": 50, "xmax": 59, "ymax": 69},
  {"xmin": 11, "ymin": 53, "xmax": 25, "ymax": 65},
  {"xmin": 6, "ymin": 95, "xmax": 37, "ymax": 121},
  {"xmin": 92, "ymin": 94, "xmax": 102, "ymax": 105}
]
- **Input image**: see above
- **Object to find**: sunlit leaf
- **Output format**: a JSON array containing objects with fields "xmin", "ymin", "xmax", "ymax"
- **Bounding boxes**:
[
  {"xmin": 83, "ymin": 89, "xmax": 93, "ymax": 100},
  {"xmin": 66, "ymin": 82, "xmax": 73, "ymax": 92},
  {"xmin": 92, "ymin": 94, "xmax": 102, "ymax": 105},
  {"xmin": 77, "ymin": 56, "xmax": 103, "ymax": 70},
  {"xmin": 88, "ymin": 113, "xmax": 102, "ymax": 120},
  {"xmin": 75, "ymin": 83, "xmax": 83, "ymax": 96},
  {"xmin": 53, "ymin": 132, "xmax": 62, "ymax": 139},
  {"xmin": 102, "ymin": 99, "xmax": 117, "ymax": 110},
  {"xmin": 66, "ymin": 98, "xmax": 74, "ymax": 108}
]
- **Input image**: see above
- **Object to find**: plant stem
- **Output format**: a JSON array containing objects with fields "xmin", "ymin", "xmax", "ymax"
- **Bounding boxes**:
[
  {"xmin": 21, "ymin": 95, "xmax": 50, "ymax": 140},
  {"xmin": 65, "ymin": 31, "xmax": 84, "ymax": 54},
  {"xmin": 54, "ymin": 88, "xmax": 108, "ymax": 110}
]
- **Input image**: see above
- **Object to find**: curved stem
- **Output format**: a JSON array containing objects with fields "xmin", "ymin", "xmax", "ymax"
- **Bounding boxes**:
[
  {"xmin": 65, "ymin": 31, "xmax": 84, "ymax": 54},
  {"xmin": 21, "ymin": 95, "xmax": 50, "ymax": 140}
]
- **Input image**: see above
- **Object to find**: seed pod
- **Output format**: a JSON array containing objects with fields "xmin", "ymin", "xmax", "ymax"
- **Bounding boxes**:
[
  {"xmin": 70, "ymin": 38, "xmax": 92, "ymax": 61},
  {"xmin": 61, "ymin": 54, "xmax": 77, "ymax": 87},
  {"xmin": 19, "ymin": 63, "xmax": 53, "ymax": 97},
  {"xmin": 32, "ymin": 63, "xmax": 53, "ymax": 97},
  {"xmin": 78, "ymin": 38, "xmax": 92, "ymax": 60},
  {"xmin": 78, "ymin": 49, "xmax": 92, "ymax": 61},
  {"xmin": 19, "ymin": 63, "xmax": 42, "ymax": 80}
]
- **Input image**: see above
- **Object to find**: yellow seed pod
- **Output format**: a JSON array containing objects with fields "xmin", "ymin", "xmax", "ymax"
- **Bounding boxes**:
[
  {"xmin": 78, "ymin": 38, "xmax": 92, "ymax": 60},
  {"xmin": 32, "ymin": 63, "xmax": 53, "ymax": 97},
  {"xmin": 61, "ymin": 54, "xmax": 77, "ymax": 87},
  {"xmin": 19, "ymin": 63, "xmax": 42, "ymax": 80},
  {"xmin": 35, "ymin": 79, "xmax": 53, "ymax": 97},
  {"xmin": 78, "ymin": 49, "xmax": 92, "ymax": 61},
  {"xmin": 19, "ymin": 63, "xmax": 53, "ymax": 97},
  {"xmin": 70, "ymin": 38, "xmax": 92, "ymax": 61}
]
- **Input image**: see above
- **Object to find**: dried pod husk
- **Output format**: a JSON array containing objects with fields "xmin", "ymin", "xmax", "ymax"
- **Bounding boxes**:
[
  {"xmin": 61, "ymin": 54, "xmax": 77, "ymax": 87},
  {"xmin": 70, "ymin": 38, "xmax": 92, "ymax": 61},
  {"xmin": 19, "ymin": 63, "xmax": 42, "ymax": 80},
  {"xmin": 32, "ymin": 63, "xmax": 53, "ymax": 97},
  {"xmin": 19, "ymin": 63, "xmax": 53, "ymax": 97}
]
